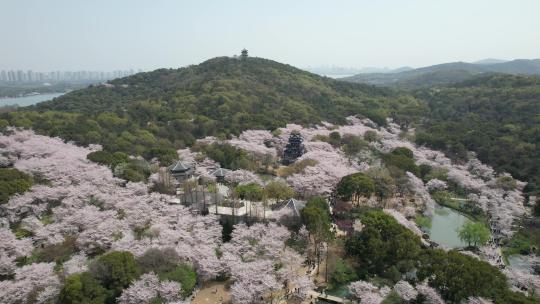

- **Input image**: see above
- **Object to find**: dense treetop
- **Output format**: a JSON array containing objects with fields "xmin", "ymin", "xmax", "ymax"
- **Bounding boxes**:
[
  {"xmin": 1, "ymin": 58, "xmax": 539, "ymax": 194},
  {"xmin": 415, "ymin": 74, "xmax": 540, "ymax": 194},
  {"xmin": 1, "ymin": 56, "xmax": 423, "ymax": 163}
]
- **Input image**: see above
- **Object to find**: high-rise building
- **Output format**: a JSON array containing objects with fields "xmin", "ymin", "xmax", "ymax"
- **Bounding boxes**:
[
  {"xmin": 16, "ymin": 70, "xmax": 24, "ymax": 82},
  {"xmin": 0, "ymin": 69, "xmax": 138, "ymax": 83}
]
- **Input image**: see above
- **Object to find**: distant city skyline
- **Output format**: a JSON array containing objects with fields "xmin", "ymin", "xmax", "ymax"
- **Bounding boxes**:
[
  {"xmin": 0, "ymin": 69, "xmax": 141, "ymax": 83},
  {"xmin": 1, "ymin": 1, "xmax": 540, "ymax": 71}
]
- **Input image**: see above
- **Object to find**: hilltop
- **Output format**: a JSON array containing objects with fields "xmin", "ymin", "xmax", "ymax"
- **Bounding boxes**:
[
  {"xmin": 343, "ymin": 58, "xmax": 540, "ymax": 89},
  {"xmin": 34, "ymin": 56, "xmax": 398, "ymax": 121},
  {"xmin": 3, "ymin": 56, "xmax": 423, "ymax": 161}
]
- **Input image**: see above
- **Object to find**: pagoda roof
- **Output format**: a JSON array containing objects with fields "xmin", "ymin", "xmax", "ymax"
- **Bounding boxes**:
[
  {"xmin": 210, "ymin": 168, "xmax": 231, "ymax": 177},
  {"xmin": 273, "ymin": 198, "xmax": 306, "ymax": 217},
  {"xmin": 168, "ymin": 161, "xmax": 192, "ymax": 172}
]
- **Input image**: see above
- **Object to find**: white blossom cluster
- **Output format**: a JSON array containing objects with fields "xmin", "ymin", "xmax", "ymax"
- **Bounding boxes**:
[
  {"xmin": 118, "ymin": 272, "xmax": 183, "ymax": 304},
  {"xmin": 221, "ymin": 223, "xmax": 312, "ymax": 303},
  {"xmin": 348, "ymin": 280, "xmax": 386, "ymax": 304},
  {"xmin": 0, "ymin": 130, "xmax": 226, "ymax": 302},
  {"xmin": 349, "ymin": 280, "xmax": 445, "ymax": 304}
]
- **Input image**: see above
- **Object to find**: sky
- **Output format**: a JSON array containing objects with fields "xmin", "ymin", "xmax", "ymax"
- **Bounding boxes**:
[{"xmin": 1, "ymin": 0, "xmax": 540, "ymax": 71}]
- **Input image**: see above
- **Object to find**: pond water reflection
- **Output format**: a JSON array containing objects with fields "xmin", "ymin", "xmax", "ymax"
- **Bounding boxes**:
[{"xmin": 427, "ymin": 205, "xmax": 471, "ymax": 248}]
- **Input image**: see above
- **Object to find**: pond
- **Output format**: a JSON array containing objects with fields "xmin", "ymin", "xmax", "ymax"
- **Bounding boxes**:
[{"xmin": 426, "ymin": 205, "xmax": 472, "ymax": 248}]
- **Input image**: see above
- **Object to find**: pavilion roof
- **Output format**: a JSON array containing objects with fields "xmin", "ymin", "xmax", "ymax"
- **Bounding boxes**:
[
  {"xmin": 168, "ymin": 161, "xmax": 192, "ymax": 172},
  {"xmin": 274, "ymin": 198, "xmax": 306, "ymax": 217},
  {"xmin": 210, "ymin": 168, "xmax": 231, "ymax": 177}
]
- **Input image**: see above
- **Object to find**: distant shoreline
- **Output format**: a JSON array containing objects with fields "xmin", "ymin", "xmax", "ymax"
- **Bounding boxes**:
[
  {"xmin": 0, "ymin": 91, "xmax": 67, "ymax": 99},
  {"xmin": 0, "ymin": 92, "xmax": 66, "ymax": 107}
]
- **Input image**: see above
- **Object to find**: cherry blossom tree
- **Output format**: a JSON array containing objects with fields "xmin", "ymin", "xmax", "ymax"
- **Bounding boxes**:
[
  {"xmin": 0, "ymin": 228, "xmax": 33, "ymax": 259},
  {"xmin": 0, "ymin": 253, "xmax": 16, "ymax": 277},
  {"xmin": 225, "ymin": 169, "xmax": 263, "ymax": 186},
  {"xmin": 467, "ymin": 297, "xmax": 493, "ymax": 304},
  {"xmin": 406, "ymin": 172, "xmax": 435, "ymax": 214},
  {"xmin": 222, "ymin": 223, "xmax": 312, "ymax": 303},
  {"xmin": 62, "ymin": 253, "xmax": 89, "ymax": 276},
  {"xmin": 118, "ymin": 272, "xmax": 182, "ymax": 304},
  {"xmin": 394, "ymin": 280, "xmax": 418, "ymax": 301},
  {"xmin": 416, "ymin": 282, "xmax": 445, "ymax": 304},
  {"xmin": 0, "ymin": 262, "xmax": 60, "ymax": 304},
  {"xmin": 0, "ymin": 129, "xmax": 225, "ymax": 288},
  {"xmin": 426, "ymin": 179, "xmax": 447, "ymax": 192},
  {"xmin": 348, "ymin": 281, "xmax": 385, "ymax": 304},
  {"xmin": 228, "ymin": 130, "xmax": 277, "ymax": 156},
  {"xmin": 383, "ymin": 209, "xmax": 425, "ymax": 240}
]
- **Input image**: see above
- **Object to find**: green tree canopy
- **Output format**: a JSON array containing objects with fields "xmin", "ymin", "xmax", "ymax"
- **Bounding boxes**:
[
  {"xmin": 58, "ymin": 272, "xmax": 110, "ymax": 304},
  {"xmin": 458, "ymin": 222, "xmax": 491, "ymax": 248},
  {"xmin": 264, "ymin": 180, "xmax": 295, "ymax": 202},
  {"xmin": 0, "ymin": 168, "xmax": 33, "ymax": 204},
  {"xmin": 306, "ymin": 196, "xmax": 330, "ymax": 216},
  {"xmin": 235, "ymin": 183, "xmax": 264, "ymax": 201},
  {"xmin": 383, "ymin": 147, "xmax": 419, "ymax": 177},
  {"xmin": 89, "ymin": 251, "xmax": 140, "ymax": 299},
  {"xmin": 336, "ymin": 172, "xmax": 375, "ymax": 202},
  {"xmin": 418, "ymin": 249, "xmax": 508, "ymax": 302},
  {"xmin": 345, "ymin": 210, "xmax": 422, "ymax": 277}
]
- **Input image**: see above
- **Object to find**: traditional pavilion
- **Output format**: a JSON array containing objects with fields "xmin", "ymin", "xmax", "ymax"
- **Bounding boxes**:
[
  {"xmin": 168, "ymin": 161, "xmax": 194, "ymax": 182},
  {"xmin": 210, "ymin": 168, "xmax": 230, "ymax": 183},
  {"xmin": 282, "ymin": 132, "xmax": 305, "ymax": 165},
  {"xmin": 272, "ymin": 198, "xmax": 306, "ymax": 217}
]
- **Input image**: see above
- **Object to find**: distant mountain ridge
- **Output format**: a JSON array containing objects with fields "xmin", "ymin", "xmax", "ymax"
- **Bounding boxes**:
[
  {"xmin": 473, "ymin": 58, "xmax": 508, "ymax": 65},
  {"xmin": 305, "ymin": 66, "xmax": 412, "ymax": 76},
  {"xmin": 343, "ymin": 58, "xmax": 540, "ymax": 89}
]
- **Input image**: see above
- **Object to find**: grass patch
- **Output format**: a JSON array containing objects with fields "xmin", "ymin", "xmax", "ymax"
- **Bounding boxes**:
[
  {"xmin": 415, "ymin": 215, "xmax": 432, "ymax": 229},
  {"xmin": 158, "ymin": 264, "xmax": 197, "ymax": 297},
  {"xmin": 502, "ymin": 222, "xmax": 540, "ymax": 259},
  {"xmin": 431, "ymin": 190, "xmax": 486, "ymax": 222},
  {"xmin": 277, "ymin": 158, "xmax": 318, "ymax": 177}
]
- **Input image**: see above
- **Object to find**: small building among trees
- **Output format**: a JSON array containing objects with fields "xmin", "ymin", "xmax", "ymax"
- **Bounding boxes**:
[
  {"xmin": 272, "ymin": 198, "xmax": 306, "ymax": 218},
  {"xmin": 168, "ymin": 161, "xmax": 194, "ymax": 182},
  {"xmin": 210, "ymin": 168, "xmax": 230, "ymax": 184}
]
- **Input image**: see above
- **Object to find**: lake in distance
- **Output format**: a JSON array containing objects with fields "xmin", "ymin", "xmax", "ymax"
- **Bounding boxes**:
[{"xmin": 0, "ymin": 92, "xmax": 65, "ymax": 107}]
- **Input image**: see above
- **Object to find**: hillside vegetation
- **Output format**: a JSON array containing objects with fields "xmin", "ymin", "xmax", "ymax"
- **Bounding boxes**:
[
  {"xmin": 1, "ymin": 58, "xmax": 539, "ymax": 195},
  {"xmin": 415, "ymin": 74, "xmax": 540, "ymax": 194},
  {"xmin": 343, "ymin": 59, "xmax": 540, "ymax": 89},
  {"xmin": 0, "ymin": 56, "xmax": 423, "ymax": 163}
]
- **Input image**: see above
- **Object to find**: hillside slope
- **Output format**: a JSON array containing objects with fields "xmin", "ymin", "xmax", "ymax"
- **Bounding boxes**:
[
  {"xmin": 414, "ymin": 74, "xmax": 540, "ymax": 194},
  {"xmin": 2, "ymin": 56, "xmax": 423, "ymax": 161},
  {"xmin": 343, "ymin": 59, "xmax": 540, "ymax": 89}
]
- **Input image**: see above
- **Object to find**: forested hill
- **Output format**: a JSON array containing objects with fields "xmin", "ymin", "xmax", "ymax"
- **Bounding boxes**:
[
  {"xmin": 32, "ymin": 56, "xmax": 418, "ymax": 128},
  {"xmin": 343, "ymin": 59, "xmax": 540, "ymax": 89},
  {"xmin": 414, "ymin": 74, "xmax": 540, "ymax": 194},
  {"xmin": 2, "ymin": 56, "xmax": 423, "ymax": 162}
]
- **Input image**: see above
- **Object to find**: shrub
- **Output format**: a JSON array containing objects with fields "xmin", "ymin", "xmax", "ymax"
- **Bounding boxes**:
[
  {"xmin": 89, "ymin": 251, "xmax": 140, "ymax": 298},
  {"xmin": 59, "ymin": 272, "xmax": 110, "ymax": 304},
  {"xmin": 0, "ymin": 168, "xmax": 32, "ymax": 204},
  {"xmin": 159, "ymin": 264, "xmax": 197, "ymax": 297}
]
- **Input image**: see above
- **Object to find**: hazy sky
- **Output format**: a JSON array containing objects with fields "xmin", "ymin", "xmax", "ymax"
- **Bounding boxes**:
[{"xmin": 1, "ymin": 0, "xmax": 539, "ymax": 71}]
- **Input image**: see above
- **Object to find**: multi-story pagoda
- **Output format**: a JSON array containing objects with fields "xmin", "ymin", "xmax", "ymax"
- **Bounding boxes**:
[{"xmin": 282, "ymin": 131, "xmax": 305, "ymax": 165}]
